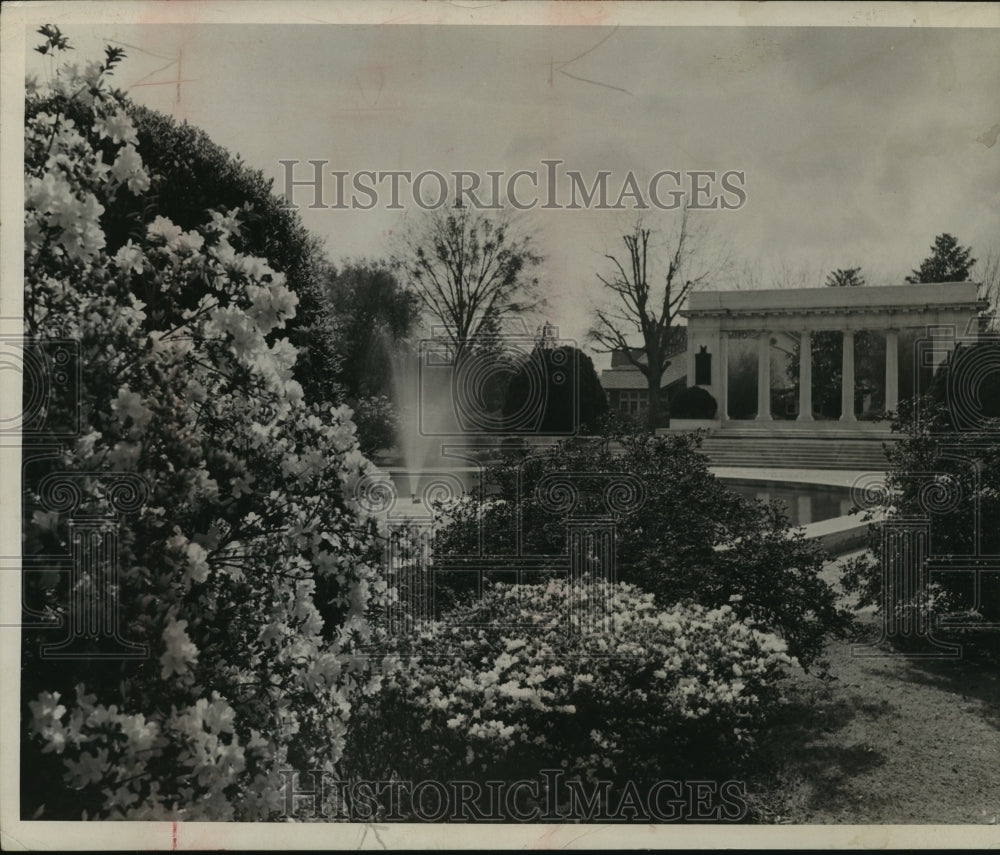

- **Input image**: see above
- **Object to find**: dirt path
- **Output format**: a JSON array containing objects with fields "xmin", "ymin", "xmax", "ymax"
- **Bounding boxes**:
[{"xmin": 747, "ymin": 558, "xmax": 1000, "ymax": 824}]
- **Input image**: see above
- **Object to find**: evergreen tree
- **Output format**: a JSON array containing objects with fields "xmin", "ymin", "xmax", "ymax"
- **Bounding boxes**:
[
  {"xmin": 826, "ymin": 267, "xmax": 866, "ymax": 288},
  {"xmin": 906, "ymin": 233, "xmax": 976, "ymax": 284}
]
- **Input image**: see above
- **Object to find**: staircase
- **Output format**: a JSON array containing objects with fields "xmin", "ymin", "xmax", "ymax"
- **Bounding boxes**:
[{"xmin": 679, "ymin": 422, "xmax": 895, "ymax": 470}]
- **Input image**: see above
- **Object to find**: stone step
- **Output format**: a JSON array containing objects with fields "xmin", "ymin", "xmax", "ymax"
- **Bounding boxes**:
[
  {"xmin": 710, "ymin": 427, "xmax": 892, "ymax": 437},
  {"xmin": 700, "ymin": 441, "xmax": 890, "ymax": 450},
  {"xmin": 694, "ymin": 433, "xmax": 893, "ymax": 470},
  {"xmin": 700, "ymin": 449, "xmax": 891, "ymax": 459},
  {"xmin": 707, "ymin": 443, "xmax": 886, "ymax": 449}
]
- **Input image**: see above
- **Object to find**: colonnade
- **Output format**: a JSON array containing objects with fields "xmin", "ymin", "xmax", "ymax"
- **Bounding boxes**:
[{"xmin": 716, "ymin": 329, "xmax": 899, "ymax": 421}]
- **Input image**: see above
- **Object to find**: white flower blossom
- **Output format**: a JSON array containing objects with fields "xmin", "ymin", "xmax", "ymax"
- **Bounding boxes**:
[{"xmin": 159, "ymin": 618, "xmax": 199, "ymax": 679}]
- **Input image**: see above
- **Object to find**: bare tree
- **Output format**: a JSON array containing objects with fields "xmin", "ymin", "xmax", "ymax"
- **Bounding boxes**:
[
  {"xmin": 718, "ymin": 257, "xmax": 825, "ymax": 292},
  {"xmin": 589, "ymin": 210, "xmax": 721, "ymax": 429},
  {"xmin": 394, "ymin": 206, "xmax": 543, "ymax": 361},
  {"xmin": 770, "ymin": 258, "xmax": 825, "ymax": 290},
  {"xmin": 974, "ymin": 246, "xmax": 1000, "ymax": 332}
]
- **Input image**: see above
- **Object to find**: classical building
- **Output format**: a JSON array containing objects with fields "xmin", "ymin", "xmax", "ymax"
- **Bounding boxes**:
[
  {"xmin": 666, "ymin": 281, "xmax": 988, "ymax": 469},
  {"xmin": 681, "ymin": 281, "xmax": 986, "ymax": 424}
]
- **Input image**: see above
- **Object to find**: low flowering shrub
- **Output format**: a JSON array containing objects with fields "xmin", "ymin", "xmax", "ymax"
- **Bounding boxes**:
[
  {"xmin": 434, "ymin": 428, "xmax": 851, "ymax": 668},
  {"xmin": 343, "ymin": 577, "xmax": 797, "ymax": 809},
  {"xmin": 21, "ymin": 30, "xmax": 390, "ymax": 820}
]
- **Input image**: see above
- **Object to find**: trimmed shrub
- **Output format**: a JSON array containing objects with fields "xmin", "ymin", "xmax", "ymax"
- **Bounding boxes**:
[
  {"xmin": 502, "ymin": 345, "xmax": 609, "ymax": 434},
  {"xmin": 671, "ymin": 386, "xmax": 718, "ymax": 419}
]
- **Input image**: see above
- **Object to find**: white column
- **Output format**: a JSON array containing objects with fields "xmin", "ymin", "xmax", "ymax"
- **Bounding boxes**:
[
  {"xmin": 756, "ymin": 331, "xmax": 772, "ymax": 421},
  {"xmin": 885, "ymin": 329, "xmax": 899, "ymax": 413},
  {"xmin": 797, "ymin": 330, "xmax": 813, "ymax": 422},
  {"xmin": 718, "ymin": 331, "xmax": 729, "ymax": 420},
  {"xmin": 708, "ymin": 326, "xmax": 721, "ymax": 391},
  {"xmin": 685, "ymin": 328, "xmax": 696, "ymax": 389},
  {"xmin": 930, "ymin": 325, "xmax": 949, "ymax": 374},
  {"xmin": 841, "ymin": 329, "xmax": 856, "ymax": 422}
]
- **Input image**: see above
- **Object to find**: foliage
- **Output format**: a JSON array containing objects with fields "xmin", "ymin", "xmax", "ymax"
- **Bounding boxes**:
[
  {"xmin": 671, "ymin": 386, "xmax": 718, "ymax": 420},
  {"xmin": 322, "ymin": 261, "xmax": 421, "ymax": 400},
  {"xmin": 825, "ymin": 267, "xmax": 866, "ymax": 288},
  {"xmin": 393, "ymin": 206, "xmax": 543, "ymax": 360},
  {"xmin": 23, "ymin": 68, "xmax": 342, "ymax": 407},
  {"xmin": 318, "ymin": 262, "xmax": 421, "ymax": 454},
  {"xmin": 348, "ymin": 394, "xmax": 399, "ymax": 456},
  {"xmin": 906, "ymin": 233, "xmax": 976, "ymax": 284},
  {"xmin": 433, "ymin": 426, "xmax": 850, "ymax": 668},
  {"xmin": 841, "ymin": 343, "xmax": 1000, "ymax": 640},
  {"xmin": 120, "ymin": 107, "xmax": 340, "ymax": 406},
  {"xmin": 501, "ymin": 344, "xmax": 608, "ymax": 434},
  {"xmin": 342, "ymin": 578, "xmax": 797, "ymax": 804},
  {"xmin": 22, "ymin": 31, "xmax": 389, "ymax": 820}
]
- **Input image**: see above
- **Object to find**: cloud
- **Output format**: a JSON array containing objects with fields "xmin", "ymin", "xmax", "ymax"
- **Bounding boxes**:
[{"xmin": 36, "ymin": 23, "xmax": 1000, "ymax": 361}]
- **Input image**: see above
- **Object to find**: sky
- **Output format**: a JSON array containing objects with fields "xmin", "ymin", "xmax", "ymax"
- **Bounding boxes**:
[{"xmin": 23, "ymin": 18, "xmax": 1000, "ymax": 368}]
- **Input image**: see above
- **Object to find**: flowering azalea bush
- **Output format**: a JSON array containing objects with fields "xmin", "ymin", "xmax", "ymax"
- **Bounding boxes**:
[
  {"xmin": 434, "ymin": 427, "xmax": 851, "ymax": 668},
  {"xmin": 343, "ymin": 578, "xmax": 797, "ymax": 814},
  {"xmin": 22, "ymin": 30, "xmax": 390, "ymax": 819}
]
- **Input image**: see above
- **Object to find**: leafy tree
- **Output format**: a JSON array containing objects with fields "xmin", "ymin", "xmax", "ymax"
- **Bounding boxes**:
[
  {"xmin": 323, "ymin": 261, "xmax": 421, "ymax": 399},
  {"xmin": 906, "ymin": 233, "xmax": 976, "ymax": 284},
  {"xmin": 841, "ymin": 343, "xmax": 1000, "ymax": 655},
  {"xmin": 348, "ymin": 394, "xmax": 399, "ymax": 456},
  {"xmin": 318, "ymin": 262, "xmax": 421, "ymax": 454},
  {"xmin": 433, "ymin": 426, "xmax": 851, "ymax": 668},
  {"xmin": 464, "ymin": 312, "xmax": 517, "ymax": 415},
  {"xmin": 501, "ymin": 344, "xmax": 608, "ymax": 434},
  {"xmin": 394, "ymin": 206, "xmax": 543, "ymax": 362},
  {"xmin": 589, "ymin": 212, "xmax": 718, "ymax": 430},
  {"xmin": 123, "ymin": 106, "xmax": 342, "ymax": 405}
]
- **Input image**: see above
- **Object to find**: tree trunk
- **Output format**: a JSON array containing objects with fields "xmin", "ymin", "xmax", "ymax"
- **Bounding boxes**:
[{"xmin": 646, "ymin": 371, "xmax": 666, "ymax": 431}]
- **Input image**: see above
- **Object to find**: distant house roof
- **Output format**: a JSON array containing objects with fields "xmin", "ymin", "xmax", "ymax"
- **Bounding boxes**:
[
  {"xmin": 600, "ymin": 367, "xmax": 677, "ymax": 390},
  {"xmin": 610, "ymin": 348, "xmax": 648, "ymax": 368},
  {"xmin": 608, "ymin": 329, "xmax": 687, "ymax": 368}
]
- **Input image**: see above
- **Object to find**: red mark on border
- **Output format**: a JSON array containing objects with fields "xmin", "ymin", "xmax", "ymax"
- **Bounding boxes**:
[{"xmin": 172, "ymin": 820, "xmax": 178, "ymax": 850}]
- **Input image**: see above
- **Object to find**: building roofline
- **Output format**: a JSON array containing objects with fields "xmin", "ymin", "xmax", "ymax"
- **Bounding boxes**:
[{"xmin": 683, "ymin": 282, "xmax": 983, "ymax": 317}]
